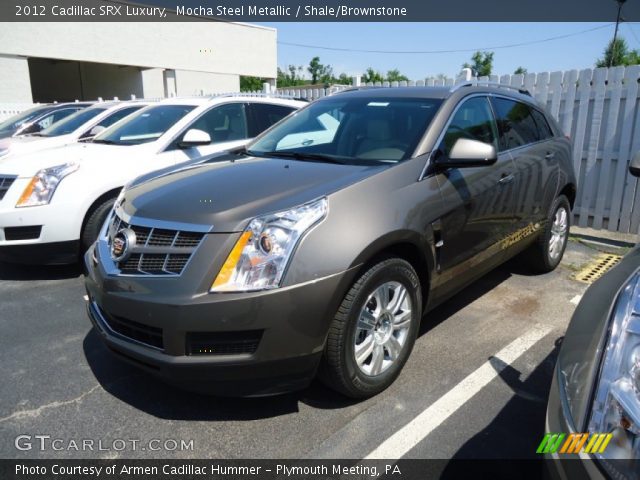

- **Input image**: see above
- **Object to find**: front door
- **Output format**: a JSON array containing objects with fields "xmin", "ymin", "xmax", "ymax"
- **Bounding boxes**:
[{"xmin": 433, "ymin": 95, "xmax": 517, "ymax": 287}]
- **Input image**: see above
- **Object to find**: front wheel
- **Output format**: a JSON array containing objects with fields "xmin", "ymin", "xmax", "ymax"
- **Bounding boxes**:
[
  {"xmin": 525, "ymin": 195, "xmax": 571, "ymax": 273},
  {"xmin": 319, "ymin": 258, "xmax": 422, "ymax": 398},
  {"xmin": 81, "ymin": 197, "xmax": 116, "ymax": 253}
]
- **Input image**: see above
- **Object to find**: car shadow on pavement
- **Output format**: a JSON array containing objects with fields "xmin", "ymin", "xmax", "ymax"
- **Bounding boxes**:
[
  {"xmin": 0, "ymin": 261, "xmax": 82, "ymax": 281},
  {"xmin": 438, "ymin": 337, "xmax": 563, "ymax": 479},
  {"xmin": 418, "ymin": 265, "xmax": 513, "ymax": 338},
  {"xmin": 83, "ymin": 329, "xmax": 361, "ymax": 421}
]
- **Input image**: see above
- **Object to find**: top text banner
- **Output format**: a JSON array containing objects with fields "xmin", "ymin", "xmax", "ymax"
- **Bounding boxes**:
[{"xmin": 3, "ymin": 0, "xmax": 640, "ymax": 21}]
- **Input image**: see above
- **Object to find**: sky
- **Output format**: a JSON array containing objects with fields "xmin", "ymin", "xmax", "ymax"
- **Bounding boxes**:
[{"xmin": 259, "ymin": 22, "xmax": 640, "ymax": 80}]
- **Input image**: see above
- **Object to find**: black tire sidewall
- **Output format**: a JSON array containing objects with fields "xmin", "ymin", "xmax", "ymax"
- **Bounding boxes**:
[
  {"xmin": 342, "ymin": 259, "xmax": 421, "ymax": 395},
  {"xmin": 543, "ymin": 195, "xmax": 571, "ymax": 269},
  {"xmin": 81, "ymin": 198, "xmax": 116, "ymax": 251}
]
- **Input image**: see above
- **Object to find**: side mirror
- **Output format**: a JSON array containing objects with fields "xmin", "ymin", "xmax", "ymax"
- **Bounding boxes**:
[
  {"xmin": 178, "ymin": 129, "xmax": 211, "ymax": 148},
  {"xmin": 81, "ymin": 125, "xmax": 106, "ymax": 139},
  {"xmin": 629, "ymin": 151, "xmax": 640, "ymax": 178},
  {"xmin": 445, "ymin": 138, "xmax": 498, "ymax": 168},
  {"xmin": 20, "ymin": 122, "xmax": 41, "ymax": 135}
]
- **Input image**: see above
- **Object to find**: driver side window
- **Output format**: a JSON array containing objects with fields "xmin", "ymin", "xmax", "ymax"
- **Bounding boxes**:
[{"xmin": 440, "ymin": 97, "xmax": 498, "ymax": 157}]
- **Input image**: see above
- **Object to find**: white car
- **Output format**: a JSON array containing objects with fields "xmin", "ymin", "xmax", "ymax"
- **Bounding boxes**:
[
  {"xmin": 0, "ymin": 95, "xmax": 305, "ymax": 264},
  {"xmin": 0, "ymin": 101, "xmax": 150, "ymax": 158}
]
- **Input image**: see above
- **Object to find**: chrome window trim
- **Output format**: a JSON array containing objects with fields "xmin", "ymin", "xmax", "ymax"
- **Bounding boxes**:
[{"xmin": 418, "ymin": 92, "xmax": 557, "ymax": 181}]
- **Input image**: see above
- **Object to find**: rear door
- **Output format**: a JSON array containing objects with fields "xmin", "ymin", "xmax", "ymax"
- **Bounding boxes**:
[
  {"xmin": 490, "ymin": 97, "xmax": 558, "ymax": 236},
  {"xmin": 434, "ymin": 95, "xmax": 517, "ymax": 285}
]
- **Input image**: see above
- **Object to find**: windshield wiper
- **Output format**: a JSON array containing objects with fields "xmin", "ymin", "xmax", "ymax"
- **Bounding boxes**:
[
  {"xmin": 254, "ymin": 151, "xmax": 346, "ymax": 165},
  {"xmin": 91, "ymin": 138, "xmax": 118, "ymax": 145}
]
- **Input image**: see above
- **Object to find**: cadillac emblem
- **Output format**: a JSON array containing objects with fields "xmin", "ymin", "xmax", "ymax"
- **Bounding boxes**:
[{"xmin": 110, "ymin": 228, "xmax": 137, "ymax": 262}]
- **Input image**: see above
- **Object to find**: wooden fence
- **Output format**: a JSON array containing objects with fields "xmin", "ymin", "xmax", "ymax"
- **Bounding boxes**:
[{"xmin": 279, "ymin": 66, "xmax": 640, "ymax": 235}]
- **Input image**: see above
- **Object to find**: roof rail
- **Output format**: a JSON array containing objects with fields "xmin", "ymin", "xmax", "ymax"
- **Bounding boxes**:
[
  {"xmin": 450, "ymin": 82, "xmax": 531, "ymax": 96},
  {"xmin": 201, "ymin": 92, "xmax": 305, "ymax": 100}
]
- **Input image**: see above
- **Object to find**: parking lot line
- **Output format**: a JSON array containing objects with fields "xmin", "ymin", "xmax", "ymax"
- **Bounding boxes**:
[
  {"xmin": 364, "ymin": 325, "xmax": 552, "ymax": 459},
  {"xmin": 570, "ymin": 294, "xmax": 582, "ymax": 305}
]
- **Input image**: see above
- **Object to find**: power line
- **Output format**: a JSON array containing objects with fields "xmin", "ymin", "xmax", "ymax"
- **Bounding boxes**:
[{"xmin": 278, "ymin": 23, "xmax": 613, "ymax": 54}]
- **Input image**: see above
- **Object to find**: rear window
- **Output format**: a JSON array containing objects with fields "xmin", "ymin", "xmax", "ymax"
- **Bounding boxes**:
[
  {"xmin": 530, "ymin": 108, "xmax": 554, "ymax": 140},
  {"xmin": 491, "ymin": 98, "xmax": 540, "ymax": 151},
  {"xmin": 248, "ymin": 103, "xmax": 297, "ymax": 136}
]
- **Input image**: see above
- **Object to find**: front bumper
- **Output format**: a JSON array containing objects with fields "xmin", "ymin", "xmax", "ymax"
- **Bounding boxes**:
[
  {"xmin": 84, "ymin": 244, "xmax": 357, "ymax": 396},
  {"xmin": 0, "ymin": 177, "xmax": 85, "ymax": 264}
]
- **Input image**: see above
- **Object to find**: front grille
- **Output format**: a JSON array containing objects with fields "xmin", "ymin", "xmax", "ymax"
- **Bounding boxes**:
[
  {"xmin": 0, "ymin": 176, "xmax": 16, "ymax": 201},
  {"xmin": 103, "ymin": 310, "xmax": 164, "ymax": 350},
  {"xmin": 186, "ymin": 331, "xmax": 263, "ymax": 356},
  {"xmin": 108, "ymin": 214, "xmax": 206, "ymax": 276},
  {"xmin": 5, "ymin": 225, "xmax": 42, "ymax": 241}
]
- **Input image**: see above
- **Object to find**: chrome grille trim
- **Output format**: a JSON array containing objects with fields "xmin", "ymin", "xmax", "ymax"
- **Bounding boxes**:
[
  {"xmin": 99, "ymin": 210, "xmax": 211, "ymax": 277},
  {"xmin": 0, "ymin": 175, "xmax": 17, "ymax": 201}
]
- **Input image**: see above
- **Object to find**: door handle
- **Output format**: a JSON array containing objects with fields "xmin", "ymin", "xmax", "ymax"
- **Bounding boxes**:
[
  {"xmin": 545, "ymin": 152, "xmax": 555, "ymax": 160},
  {"xmin": 498, "ymin": 173, "xmax": 514, "ymax": 185}
]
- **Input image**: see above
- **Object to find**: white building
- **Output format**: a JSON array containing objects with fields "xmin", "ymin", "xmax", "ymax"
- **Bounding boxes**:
[{"xmin": 0, "ymin": 22, "xmax": 277, "ymax": 103}]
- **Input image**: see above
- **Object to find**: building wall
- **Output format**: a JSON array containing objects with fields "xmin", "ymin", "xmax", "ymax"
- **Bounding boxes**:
[
  {"xmin": 0, "ymin": 22, "xmax": 277, "ymax": 78},
  {"xmin": 0, "ymin": 55, "xmax": 32, "ymax": 103},
  {"xmin": 173, "ymin": 70, "xmax": 239, "ymax": 96}
]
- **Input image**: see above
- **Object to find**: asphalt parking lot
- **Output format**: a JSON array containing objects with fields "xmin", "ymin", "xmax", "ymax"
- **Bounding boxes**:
[{"xmin": 0, "ymin": 238, "xmax": 620, "ymax": 462}]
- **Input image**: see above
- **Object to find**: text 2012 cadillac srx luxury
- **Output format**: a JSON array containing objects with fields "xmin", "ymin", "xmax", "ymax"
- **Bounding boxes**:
[{"xmin": 85, "ymin": 85, "xmax": 577, "ymax": 398}]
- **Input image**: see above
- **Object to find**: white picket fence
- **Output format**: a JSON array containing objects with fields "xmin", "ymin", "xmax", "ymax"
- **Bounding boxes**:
[{"xmin": 279, "ymin": 66, "xmax": 640, "ymax": 235}]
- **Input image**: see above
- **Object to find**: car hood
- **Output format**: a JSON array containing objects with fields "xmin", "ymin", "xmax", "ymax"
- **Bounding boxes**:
[
  {"xmin": 0, "ymin": 134, "xmax": 73, "ymax": 157},
  {"xmin": 0, "ymin": 141, "xmax": 152, "ymax": 177},
  {"xmin": 122, "ymin": 154, "xmax": 386, "ymax": 232}
]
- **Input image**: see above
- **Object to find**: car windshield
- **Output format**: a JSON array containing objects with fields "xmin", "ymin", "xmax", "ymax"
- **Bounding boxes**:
[
  {"xmin": 38, "ymin": 107, "xmax": 107, "ymax": 137},
  {"xmin": 0, "ymin": 105, "xmax": 52, "ymax": 132},
  {"xmin": 247, "ymin": 96, "xmax": 443, "ymax": 164},
  {"xmin": 92, "ymin": 105, "xmax": 195, "ymax": 146}
]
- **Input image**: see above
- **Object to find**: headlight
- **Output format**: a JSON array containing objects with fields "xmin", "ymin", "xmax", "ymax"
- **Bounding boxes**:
[
  {"xmin": 16, "ymin": 163, "xmax": 79, "ymax": 208},
  {"xmin": 588, "ymin": 271, "xmax": 640, "ymax": 472},
  {"xmin": 210, "ymin": 197, "xmax": 328, "ymax": 292}
]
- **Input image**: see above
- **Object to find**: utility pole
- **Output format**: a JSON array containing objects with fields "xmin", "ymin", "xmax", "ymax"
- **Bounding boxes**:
[{"xmin": 609, "ymin": 0, "xmax": 626, "ymax": 67}]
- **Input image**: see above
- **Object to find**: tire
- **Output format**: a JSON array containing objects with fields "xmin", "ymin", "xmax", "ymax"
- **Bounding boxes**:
[
  {"xmin": 81, "ymin": 197, "xmax": 116, "ymax": 252},
  {"xmin": 319, "ymin": 257, "xmax": 422, "ymax": 398},
  {"xmin": 525, "ymin": 194, "xmax": 571, "ymax": 273}
]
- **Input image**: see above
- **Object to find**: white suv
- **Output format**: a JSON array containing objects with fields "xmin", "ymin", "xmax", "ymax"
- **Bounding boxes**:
[
  {"xmin": 0, "ymin": 95, "xmax": 305, "ymax": 264},
  {"xmin": 0, "ymin": 101, "xmax": 150, "ymax": 158}
]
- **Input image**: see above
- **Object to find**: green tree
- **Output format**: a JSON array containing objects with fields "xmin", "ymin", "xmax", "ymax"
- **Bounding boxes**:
[
  {"xmin": 362, "ymin": 67, "xmax": 384, "ymax": 84},
  {"xmin": 386, "ymin": 69, "xmax": 409, "ymax": 82},
  {"xmin": 308, "ymin": 57, "xmax": 333, "ymax": 84},
  {"xmin": 596, "ymin": 37, "xmax": 640, "ymax": 67},
  {"xmin": 514, "ymin": 66, "xmax": 527, "ymax": 75},
  {"xmin": 277, "ymin": 65, "xmax": 305, "ymax": 87},
  {"xmin": 463, "ymin": 51, "xmax": 494, "ymax": 77},
  {"xmin": 240, "ymin": 76, "xmax": 265, "ymax": 92},
  {"xmin": 336, "ymin": 73, "xmax": 352, "ymax": 85}
]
